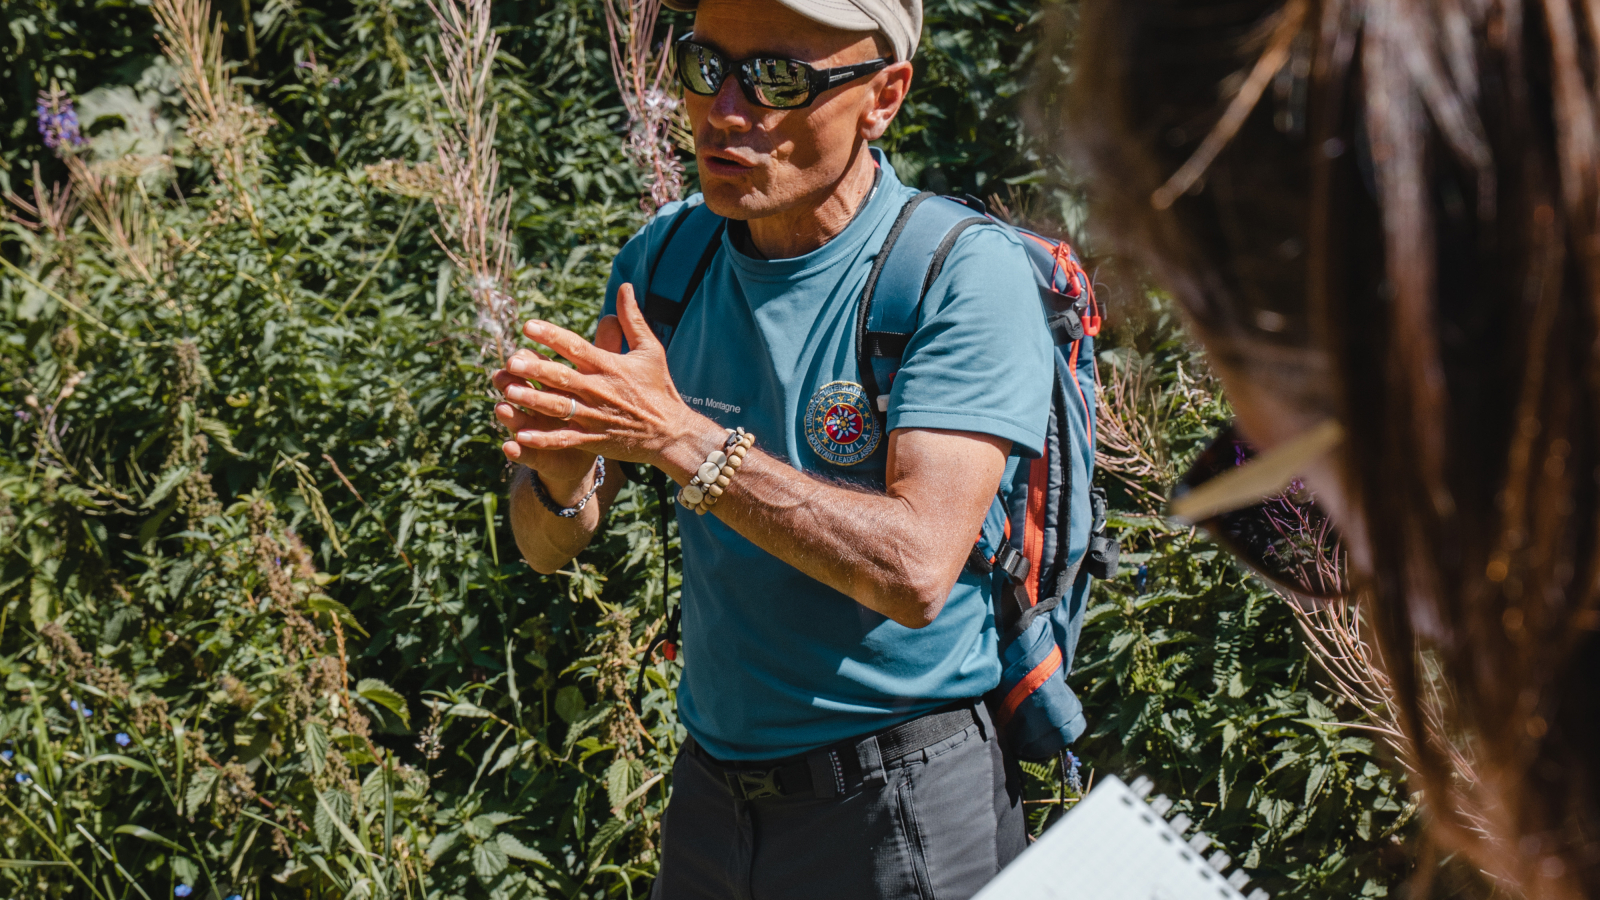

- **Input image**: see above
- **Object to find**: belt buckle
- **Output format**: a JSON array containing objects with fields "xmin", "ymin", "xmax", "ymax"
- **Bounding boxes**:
[{"xmin": 726, "ymin": 768, "xmax": 782, "ymax": 800}]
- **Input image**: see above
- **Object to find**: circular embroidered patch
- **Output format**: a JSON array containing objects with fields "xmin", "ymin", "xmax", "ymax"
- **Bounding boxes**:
[{"xmin": 805, "ymin": 380, "xmax": 881, "ymax": 466}]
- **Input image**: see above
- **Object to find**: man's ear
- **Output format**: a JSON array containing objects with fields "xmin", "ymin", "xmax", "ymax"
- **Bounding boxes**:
[{"xmin": 860, "ymin": 60, "xmax": 913, "ymax": 141}]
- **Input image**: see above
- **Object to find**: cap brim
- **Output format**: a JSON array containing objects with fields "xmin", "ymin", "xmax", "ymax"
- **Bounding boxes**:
[{"xmin": 659, "ymin": 0, "xmax": 878, "ymax": 32}]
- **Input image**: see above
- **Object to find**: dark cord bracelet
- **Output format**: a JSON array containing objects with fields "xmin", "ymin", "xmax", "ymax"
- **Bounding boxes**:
[{"xmin": 529, "ymin": 456, "xmax": 606, "ymax": 518}]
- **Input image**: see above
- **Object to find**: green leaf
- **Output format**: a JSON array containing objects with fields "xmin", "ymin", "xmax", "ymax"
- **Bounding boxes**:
[
  {"xmin": 28, "ymin": 578, "xmax": 52, "ymax": 629},
  {"xmin": 113, "ymin": 825, "xmax": 185, "ymax": 854},
  {"xmin": 586, "ymin": 817, "xmax": 631, "ymax": 868},
  {"xmin": 471, "ymin": 837, "xmax": 509, "ymax": 879},
  {"xmin": 140, "ymin": 465, "xmax": 190, "ymax": 509},
  {"xmin": 553, "ymin": 686, "xmax": 586, "ymax": 724},
  {"xmin": 356, "ymin": 678, "xmax": 410, "ymax": 728},
  {"xmin": 184, "ymin": 767, "xmax": 218, "ymax": 817},
  {"xmin": 605, "ymin": 757, "xmax": 643, "ymax": 814},
  {"xmin": 305, "ymin": 721, "xmax": 329, "ymax": 775},
  {"xmin": 446, "ymin": 701, "xmax": 492, "ymax": 718},
  {"xmin": 313, "ymin": 789, "xmax": 357, "ymax": 853},
  {"xmin": 495, "ymin": 832, "xmax": 549, "ymax": 866},
  {"xmin": 304, "ymin": 595, "xmax": 369, "ymax": 637},
  {"xmin": 195, "ymin": 417, "xmax": 247, "ymax": 457},
  {"xmin": 427, "ymin": 829, "xmax": 461, "ymax": 864}
]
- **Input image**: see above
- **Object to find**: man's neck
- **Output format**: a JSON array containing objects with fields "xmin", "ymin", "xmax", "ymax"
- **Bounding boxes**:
[{"xmin": 745, "ymin": 146, "xmax": 877, "ymax": 260}]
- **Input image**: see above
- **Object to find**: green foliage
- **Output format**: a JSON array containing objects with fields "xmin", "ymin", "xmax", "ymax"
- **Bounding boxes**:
[{"xmin": 0, "ymin": 0, "xmax": 1415, "ymax": 898}]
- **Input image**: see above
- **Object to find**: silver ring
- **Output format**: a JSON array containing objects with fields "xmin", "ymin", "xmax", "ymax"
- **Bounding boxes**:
[{"xmin": 558, "ymin": 396, "xmax": 578, "ymax": 420}]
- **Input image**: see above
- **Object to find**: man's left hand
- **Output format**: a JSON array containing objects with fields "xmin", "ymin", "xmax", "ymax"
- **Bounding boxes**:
[{"xmin": 498, "ymin": 283, "xmax": 705, "ymax": 468}]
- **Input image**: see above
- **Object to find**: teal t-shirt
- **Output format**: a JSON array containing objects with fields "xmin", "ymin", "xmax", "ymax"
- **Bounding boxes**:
[{"xmin": 603, "ymin": 151, "xmax": 1052, "ymax": 760}]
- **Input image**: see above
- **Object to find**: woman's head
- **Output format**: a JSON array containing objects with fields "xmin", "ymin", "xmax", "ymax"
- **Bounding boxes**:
[{"xmin": 1062, "ymin": 0, "xmax": 1600, "ymax": 894}]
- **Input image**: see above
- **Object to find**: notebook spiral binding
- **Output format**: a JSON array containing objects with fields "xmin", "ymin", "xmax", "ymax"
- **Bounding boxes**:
[{"xmin": 1126, "ymin": 774, "xmax": 1269, "ymax": 900}]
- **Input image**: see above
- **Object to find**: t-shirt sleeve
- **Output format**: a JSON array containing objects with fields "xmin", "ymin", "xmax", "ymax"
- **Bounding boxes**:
[
  {"xmin": 602, "ymin": 197, "xmax": 699, "ymax": 341},
  {"xmin": 602, "ymin": 224, "xmax": 649, "ymax": 321},
  {"xmin": 883, "ymin": 225, "xmax": 1053, "ymax": 456}
]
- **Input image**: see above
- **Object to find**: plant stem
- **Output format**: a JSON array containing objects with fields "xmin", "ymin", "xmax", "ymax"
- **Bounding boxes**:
[{"xmin": 0, "ymin": 792, "xmax": 112, "ymax": 900}]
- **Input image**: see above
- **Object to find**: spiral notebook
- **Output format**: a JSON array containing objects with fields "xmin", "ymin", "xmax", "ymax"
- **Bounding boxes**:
[{"xmin": 974, "ymin": 775, "xmax": 1271, "ymax": 900}]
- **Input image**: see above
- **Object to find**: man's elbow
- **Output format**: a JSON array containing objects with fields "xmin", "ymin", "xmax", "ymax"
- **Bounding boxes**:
[
  {"xmin": 884, "ymin": 582, "xmax": 950, "ymax": 629},
  {"xmin": 526, "ymin": 556, "xmax": 564, "ymax": 576}
]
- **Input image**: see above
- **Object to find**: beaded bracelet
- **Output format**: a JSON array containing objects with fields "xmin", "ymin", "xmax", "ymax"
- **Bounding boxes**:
[
  {"xmin": 529, "ymin": 456, "xmax": 606, "ymax": 518},
  {"xmin": 677, "ymin": 428, "xmax": 754, "ymax": 515}
]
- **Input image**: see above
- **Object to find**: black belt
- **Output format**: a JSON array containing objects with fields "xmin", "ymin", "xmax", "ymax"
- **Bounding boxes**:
[{"xmin": 698, "ymin": 702, "xmax": 984, "ymax": 802}]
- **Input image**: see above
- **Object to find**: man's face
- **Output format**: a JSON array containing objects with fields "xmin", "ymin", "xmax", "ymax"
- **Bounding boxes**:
[{"xmin": 686, "ymin": 0, "xmax": 894, "ymax": 220}]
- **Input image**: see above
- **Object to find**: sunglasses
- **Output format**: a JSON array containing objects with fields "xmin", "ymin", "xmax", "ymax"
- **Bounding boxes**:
[
  {"xmin": 1169, "ymin": 420, "xmax": 1346, "ymax": 600},
  {"xmin": 673, "ymin": 34, "xmax": 892, "ymax": 110}
]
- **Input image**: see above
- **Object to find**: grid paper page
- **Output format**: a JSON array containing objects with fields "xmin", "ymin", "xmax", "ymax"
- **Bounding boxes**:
[{"xmin": 973, "ymin": 775, "xmax": 1250, "ymax": 900}]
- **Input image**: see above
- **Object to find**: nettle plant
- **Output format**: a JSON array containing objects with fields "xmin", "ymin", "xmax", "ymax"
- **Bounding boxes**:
[{"xmin": 0, "ymin": 0, "xmax": 682, "ymax": 896}]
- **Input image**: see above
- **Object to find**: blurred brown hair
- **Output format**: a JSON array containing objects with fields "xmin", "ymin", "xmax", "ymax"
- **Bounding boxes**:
[{"xmin": 1058, "ymin": 0, "xmax": 1600, "ymax": 895}]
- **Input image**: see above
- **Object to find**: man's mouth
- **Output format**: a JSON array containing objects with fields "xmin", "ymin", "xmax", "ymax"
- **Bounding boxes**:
[{"xmin": 701, "ymin": 148, "xmax": 758, "ymax": 176}]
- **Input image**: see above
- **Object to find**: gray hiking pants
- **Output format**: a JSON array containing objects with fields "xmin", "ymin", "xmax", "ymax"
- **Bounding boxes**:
[{"xmin": 650, "ymin": 702, "xmax": 1026, "ymax": 900}]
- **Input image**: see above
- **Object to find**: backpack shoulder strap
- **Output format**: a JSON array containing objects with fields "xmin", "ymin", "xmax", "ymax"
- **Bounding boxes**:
[
  {"xmin": 855, "ymin": 193, "xmax": 991, "ymax": 416},
  {"xmin": 642, "ymin": 198, "xmax": 727, "ymax": 348}
]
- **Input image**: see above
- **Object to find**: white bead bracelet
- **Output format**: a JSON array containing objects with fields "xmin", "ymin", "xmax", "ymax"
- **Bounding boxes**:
[{"xmin": 678, "ymin": 428, "xmax": 754, "ymax": 515}]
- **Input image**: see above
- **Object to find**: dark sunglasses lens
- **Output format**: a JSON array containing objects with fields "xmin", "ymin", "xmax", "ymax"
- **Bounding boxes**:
[
  {"xmin": 742, "ymin": 58, "xmax": 811, "ymax": 108},
  {"xmin": 677, "ymin": 42, "xmax": 722, "ymax": 96},
  {"xmin": 1181, "ymin": 427, "xmax": 1346, "ymax": 599}
]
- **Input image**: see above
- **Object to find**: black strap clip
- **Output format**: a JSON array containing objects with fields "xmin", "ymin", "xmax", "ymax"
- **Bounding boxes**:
[
  {"xmin": 1084, "ymin": 487, "xmax": 1121, "ymax": 580},
  {"xmin": 994, "ymin": 545, "xmax": 1031, "ymax": 582},
  {"xmin": 966, "ymin": 544, "xmax": 1031, "ymax": 582}
]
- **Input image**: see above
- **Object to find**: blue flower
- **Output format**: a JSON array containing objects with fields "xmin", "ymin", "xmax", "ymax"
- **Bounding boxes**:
[
  {"xmin": 174, "ymin": 886, "xmax": 192, "ymax": 898},
  {"xmin": 225, "ymin": 894, "xmax": 243, "ymax": 900},
  {"xmin": 35, "ymin": 86, "xmax": 86, "ymax": 154},
  {"xmin": 115, "ymin": 733, "xmax": 132, "ymax": 748},
  {"xmin": 15, "ymin": 772, "xmax": 31, "ymax": 784},
  {"xmin": 69, "ymin": 700, "xmax": 92, "ymax": 718},
  {"xmin": 0, "ymin": 750, "xmax": 12, "ymax": 762},
  {"xmin": 1064, "ymin": 751, "xmax": 1083, "ymax": 794}
]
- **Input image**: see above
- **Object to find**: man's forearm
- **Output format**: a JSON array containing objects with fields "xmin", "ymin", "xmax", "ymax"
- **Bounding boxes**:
[
  {"xmin": 654, "ymin": 419, "xmax": 1006, "ymax": 628},
  {"xmin": 507, "ymin": 463, "xmax": 621, "ymax": 574}
]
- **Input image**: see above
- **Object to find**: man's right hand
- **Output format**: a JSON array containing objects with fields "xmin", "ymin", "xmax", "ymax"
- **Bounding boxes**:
[
  {"xmin": 492, "ymin": 314, "xmax": 628, "ymax": 573},
  {"xmin": 490, "ymin": 314, "xmax": 626, "ymax": 488}
]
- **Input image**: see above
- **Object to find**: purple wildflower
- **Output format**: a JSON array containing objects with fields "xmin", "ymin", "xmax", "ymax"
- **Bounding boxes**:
[
  {"xmin": 115, "ymin": 733, "xmax": 132, "ymax": 748},
  {"xmin": 13, "ymin": 409, "xmax": 30, "ymax": 423},
  {"xmin": 1064, "ymin": 751, "xmax": 1083, "ymax": 793},
  {"xmin": 36, "ymin": 86, "xmax": 86, "ymax": 154}
]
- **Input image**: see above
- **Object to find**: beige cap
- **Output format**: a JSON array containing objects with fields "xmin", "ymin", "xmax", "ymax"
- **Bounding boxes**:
[{"xmin": 662, "ymin": 0, "xmax": 922, "ymax": 61}]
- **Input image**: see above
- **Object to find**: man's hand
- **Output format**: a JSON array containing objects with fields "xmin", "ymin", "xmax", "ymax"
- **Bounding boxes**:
[
  {"xmin": 495, "ymin": 283, "xmax": 709, "ymax": 473},
  {"xmin": 491, "ymin": 303, "xmax": 618, "ymax": 484}
]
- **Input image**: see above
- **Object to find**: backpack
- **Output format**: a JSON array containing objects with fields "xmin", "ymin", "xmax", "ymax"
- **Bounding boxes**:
[{"xmin": 628, "ymin": 190, "xmax": 1119, "ymax": 763}]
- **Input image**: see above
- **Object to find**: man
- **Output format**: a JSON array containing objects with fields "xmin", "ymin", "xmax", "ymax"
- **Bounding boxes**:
[{"xmin": 490, "ymin": 0, "xmax": 1051, "ymax": 895}]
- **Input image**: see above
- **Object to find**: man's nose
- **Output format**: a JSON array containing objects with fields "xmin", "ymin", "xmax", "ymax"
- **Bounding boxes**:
[{"xmin": 705, "ymin": 76, "xmax": 754, "ymax": 132}]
